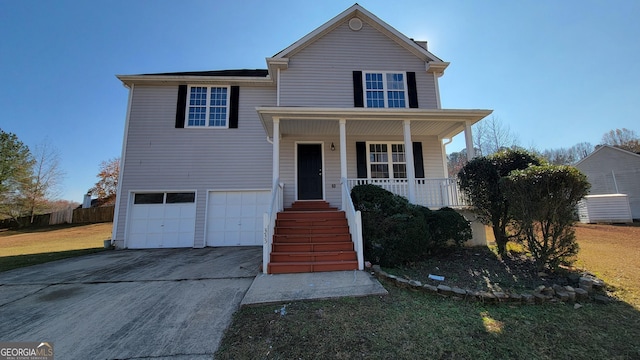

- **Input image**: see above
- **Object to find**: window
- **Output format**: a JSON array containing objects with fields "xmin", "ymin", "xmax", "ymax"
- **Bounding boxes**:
[
  {"xmin": 134, "ymin": 192, "xmax": 196, "ymax": 204},
  {"xmin": 367, "ymin": 142, "xmax": 406, "ymax": 178},
  {"xmin": 364, "ymin": 72, "xmax": 407, "ymax": 108},
  {"xmin": 186, "ymin": 86, "xmax": 229, "ymax": 127}
]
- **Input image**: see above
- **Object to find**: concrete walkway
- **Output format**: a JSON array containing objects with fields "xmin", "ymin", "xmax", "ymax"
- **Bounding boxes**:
[{"xmin": 242, "ymin": 270, "xmax": 388, "ymax": 306}]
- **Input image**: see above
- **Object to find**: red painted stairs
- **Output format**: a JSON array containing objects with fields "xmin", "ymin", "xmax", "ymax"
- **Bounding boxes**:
[{"xmin": 267, "ymin": 201, "xmax": 359, "ymax": 274}]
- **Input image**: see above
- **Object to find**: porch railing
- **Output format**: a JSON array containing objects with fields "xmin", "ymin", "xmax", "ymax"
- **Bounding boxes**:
[
  {"xmin": 263, "ymin": 178, "xmax": 284, "ymax": 274},
  {"xmin": 341, "ymin": 177, "xmax": 364, "ymax": 270},
  {"xmin": 347, "ymin": 178, "xmax": 468, "ymax": 208}
]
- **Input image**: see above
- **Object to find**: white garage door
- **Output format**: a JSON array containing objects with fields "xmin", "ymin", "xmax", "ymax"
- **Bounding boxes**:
[
  {"xmin": 207, "ymin": 191, "xmax": 270, "ymax": 246},
  {"xmin": 127, "ymin": 192, "xmax": 196, "ymax": 249}
]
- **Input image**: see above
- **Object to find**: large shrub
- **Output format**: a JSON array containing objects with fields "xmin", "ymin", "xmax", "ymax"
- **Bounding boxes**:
[
  {"xmin": 502, "ymin": 165, "xmax": 590, "ymax": 271},
  {"xmin": 457, "ymin": 149, "xmax": 543, "ymax": 256},
  {"xmin": 422, "ymin": 207, "xmax": 472, "ymax": 248},
  {"xmin": 351, "ymin": 185, "xmax": 471, "ymax": 267}
]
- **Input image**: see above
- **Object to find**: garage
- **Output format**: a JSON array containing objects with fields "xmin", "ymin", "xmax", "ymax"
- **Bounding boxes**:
[
  {"xmin": 127, "ymin": 192, "xmax": 196, "ymax": 249},
  {"xmin": 206, "ymin": 191, "xmax": 270, "ymax": 246}
]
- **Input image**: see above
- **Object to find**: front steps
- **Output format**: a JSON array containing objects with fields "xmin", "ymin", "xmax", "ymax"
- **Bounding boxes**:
[{"xmin": 267, "ymin": 201, "xmax": 358, "ymax": 274}]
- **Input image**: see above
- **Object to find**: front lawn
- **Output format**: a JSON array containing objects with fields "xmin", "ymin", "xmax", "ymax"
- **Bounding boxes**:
[
  {"xmin": 216, "ymin": 223, "xmax": 640, "ymax": 359},
  {"xmin": 0, "ymin": 223, "xmax": 112, "ymax": 272}
]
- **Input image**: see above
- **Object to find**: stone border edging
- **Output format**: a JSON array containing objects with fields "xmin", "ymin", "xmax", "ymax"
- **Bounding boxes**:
[{"xmin": 370, "ymin": 265, "xmax": 612, "ymax": 305}]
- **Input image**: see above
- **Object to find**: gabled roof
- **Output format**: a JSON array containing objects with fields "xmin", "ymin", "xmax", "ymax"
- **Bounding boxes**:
[
  {"xmin": 267, "ymin": 4, "xmax": 448, "ymax": 75},
  {"xmin": 575, "ymin": 145, "xmax": 640, "ymax": 167}
]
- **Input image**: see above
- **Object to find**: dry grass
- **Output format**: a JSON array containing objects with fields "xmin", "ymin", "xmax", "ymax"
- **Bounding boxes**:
[
  {"xmin": 574, "ymin": 223, "xmax": 640, "ymax": 307},
  {"xmin": 0, "ymin": 223, "xmax": 113, "ymax": 272}
]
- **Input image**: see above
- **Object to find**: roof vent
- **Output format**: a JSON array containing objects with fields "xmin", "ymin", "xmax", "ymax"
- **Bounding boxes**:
[{"xmin": 349, "ymin": 17, "xmax": 363, "ymax": 31}]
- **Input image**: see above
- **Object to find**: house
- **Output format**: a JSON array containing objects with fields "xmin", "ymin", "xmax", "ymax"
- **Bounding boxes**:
[
  {"xmin": 575, "ymin": 145, "xmax": 640, "ymax": 220},
  {"xmin": 113, "ymin": 4, "xmax": 492, "ymax": 273}
]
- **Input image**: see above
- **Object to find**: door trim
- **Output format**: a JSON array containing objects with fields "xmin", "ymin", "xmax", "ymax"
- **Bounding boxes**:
[{"xmin": 294, "ymin": 141, "xmax": 325, "ymax": 201}]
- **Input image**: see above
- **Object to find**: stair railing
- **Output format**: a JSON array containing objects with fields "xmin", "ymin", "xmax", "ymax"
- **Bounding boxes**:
[
  {"xmin": 263, "ymin": 179, "xmax": 284, "ymax": 274},
  {"xmin": 341, "ymin": 177, "xmax": 364, "ymax": 270}
]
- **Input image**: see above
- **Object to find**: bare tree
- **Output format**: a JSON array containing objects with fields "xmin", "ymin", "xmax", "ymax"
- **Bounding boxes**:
[
  {"xmin": 601, "ymin": 128, "xmax": 640, "ymax": 153},
  {"xmin": 571, "ymin": 142, "xmax": 594, "ymax": 161},
  {"xmin": 472, "ymin": 116, "xmax": 519, "ymax": 156},
  {"xmin": 21, "ymin": 141, "xmax": 65, "ymax": 223},
  {"xmin": 89, "ymin": 157, "xmax": 120, "ymax": 206}
]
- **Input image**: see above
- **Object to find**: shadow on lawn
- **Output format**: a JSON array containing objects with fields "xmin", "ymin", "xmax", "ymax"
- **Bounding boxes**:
[
  {"xmin": 0, "ymin": 223, "xmax": 103, "ymax": 236},
  {"xmin": 0, "ymin": 248, "xmax": 107, "ymax": 272}
]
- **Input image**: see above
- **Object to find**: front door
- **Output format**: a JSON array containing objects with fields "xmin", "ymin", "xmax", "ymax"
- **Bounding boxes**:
[{"xmin": 297, "ymin": 144, "xmax": 323, "ymax": 200}]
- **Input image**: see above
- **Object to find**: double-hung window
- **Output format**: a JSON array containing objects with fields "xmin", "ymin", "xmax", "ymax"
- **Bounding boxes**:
[
  {"xmin": 367, "ymin": 142, "xmax": 407, "ymax": 179},
  {"xmin": 186, "ymin": 86, "xmax": 229, "ymax": 128},
  {"xmin": 364, "ymin": 72, "xmax": 407, "ymax": 108}
]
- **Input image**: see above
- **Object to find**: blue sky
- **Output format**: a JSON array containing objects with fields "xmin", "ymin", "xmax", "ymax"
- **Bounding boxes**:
[{"xmin": 1, "ymin": 0, "xmax": 639, "ymax": 202}]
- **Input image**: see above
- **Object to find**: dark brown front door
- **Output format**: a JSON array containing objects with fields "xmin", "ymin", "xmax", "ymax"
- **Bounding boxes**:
[{"xmin": 297, "ymin": 144, "xmax": 323, "ymax": 200}]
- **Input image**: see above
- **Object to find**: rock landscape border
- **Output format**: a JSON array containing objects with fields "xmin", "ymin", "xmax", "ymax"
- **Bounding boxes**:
[{"xmin": 371, "ymin": 265, "xmax": 613, "ymax": 306}]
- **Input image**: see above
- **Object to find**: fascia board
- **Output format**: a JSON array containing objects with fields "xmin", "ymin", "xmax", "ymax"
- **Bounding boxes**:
[{"xmin": 116, "ymin": 75, "xmax": 274, "ymax": 87}]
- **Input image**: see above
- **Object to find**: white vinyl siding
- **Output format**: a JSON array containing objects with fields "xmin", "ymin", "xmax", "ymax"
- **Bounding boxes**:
[
  {"xmin": 279, "ymin": 21, "xmax": 437, "ymax": 108},
  {"xmin": 114, "ymin": 85, "xmax": 275, "ymax": 247}
]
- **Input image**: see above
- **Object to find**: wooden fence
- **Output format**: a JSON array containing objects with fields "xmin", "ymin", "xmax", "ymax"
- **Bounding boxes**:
[
  {"xmin": 0, "ymin": 205, "xmax": 115, "ymax": 229},
  {"xmin": 72, "ymin": 206, "xmax": 115, "ymax": 224}
]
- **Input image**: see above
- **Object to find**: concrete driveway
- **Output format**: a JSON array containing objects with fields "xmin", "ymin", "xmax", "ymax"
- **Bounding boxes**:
[{"xmin": 0, "ymin": 247, "xmax": 261, "ymax": 359}]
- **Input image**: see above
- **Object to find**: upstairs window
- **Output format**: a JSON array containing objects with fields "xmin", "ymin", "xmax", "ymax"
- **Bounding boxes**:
[
  {"xmin": 186, "ymin": 86, "xmax": 229, "ymax": 128},
  {"xmin": 367, "ymin": 142, "xmax": 406, "ymax": 179},
  {"xmin": 364, "ymin": 72, "xmax": 407, "ymax": 108}
]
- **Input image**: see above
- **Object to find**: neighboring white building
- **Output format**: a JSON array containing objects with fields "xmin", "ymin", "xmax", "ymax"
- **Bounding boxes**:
[
  {"xmin": 575, "ymin": 145, "xmax": 640, "ymax": 220},
  {"xmin": 112, "ymin": 5, "xmax": 492, "ymax": 272}
]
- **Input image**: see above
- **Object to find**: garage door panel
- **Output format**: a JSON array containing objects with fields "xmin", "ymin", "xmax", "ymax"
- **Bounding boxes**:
[
  {"xmin": 127, "ymin": 192, "xmax": 196, "ymax": 249},
  {"xmin": 207, "ymin": 191, "xmax": 269, "ymax": 247}
]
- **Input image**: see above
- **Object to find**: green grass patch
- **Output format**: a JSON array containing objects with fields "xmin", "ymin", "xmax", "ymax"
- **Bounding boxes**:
[{"xmin": 216, "ymin": 285, "xmax": 640, "ymax": 360}]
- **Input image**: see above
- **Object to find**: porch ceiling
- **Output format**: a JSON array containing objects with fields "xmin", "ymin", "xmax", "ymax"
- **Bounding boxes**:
[{"xmin": 257, "ymin": 107, "xmax": 492, "ymax": 139}]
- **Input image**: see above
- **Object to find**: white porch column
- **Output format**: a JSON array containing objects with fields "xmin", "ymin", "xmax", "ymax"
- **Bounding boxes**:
[
  {"xmin": 339, "ymin": 119, "xmax": 347, "ymax": 179},
  {"xmin": 403, "ymin": 120, "xmax": 416, "ymax": 203},
  {"xmin": 464, "ymin": 121, "xmax": 474, "ymax": 161},
  {"xmin": 272, "ymin": 118, "xmax": 280, "ymax": 183}
]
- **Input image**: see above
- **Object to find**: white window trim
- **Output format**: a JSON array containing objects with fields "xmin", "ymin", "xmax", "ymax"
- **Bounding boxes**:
[
  {"xmin": 185, "ymin": 85, "xmax": 231, "ymax": 129},
  {"xmin": 366, "ymin": 141, "xmax": 407, "ymax": 179},
  {"xmin": 362, "ymin": 71, "xmax": 408, "ymax": 109}
]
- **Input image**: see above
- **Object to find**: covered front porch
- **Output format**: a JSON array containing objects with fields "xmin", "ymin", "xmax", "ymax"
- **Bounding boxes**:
[
  {"xmin": 258, "ymin": 107, "xmax": 491, "ymax": 274},
  {"xmin": 257, "ymin": 106, "xmax": 491, "ymax": 209}
]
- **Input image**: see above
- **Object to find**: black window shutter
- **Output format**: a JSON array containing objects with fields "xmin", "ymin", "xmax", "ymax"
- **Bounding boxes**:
[
  {"xmin": 407, "ymin": 72, "xmax": 419, "ymax": 108},
  {"xmin": 229, "ymin": 86, "xmax": 239, "ymax": 128},
  {"xmin": 175, "ymin": 85, "xmax": 187, "ymax": 128},
  {"xmin": 413, "ymin": 142, "xmax": 425, "ymax": 178},
  {"xmin": 356, "ymin": 142, "xmax": 367, "ymax": 178},
  {"xmin": 353, "ymin": 71, "xmax": 364, "ymax": 108}
]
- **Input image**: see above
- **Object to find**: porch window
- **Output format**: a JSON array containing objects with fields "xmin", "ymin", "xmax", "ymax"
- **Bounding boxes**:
[
  {"xmin": 368, "ymin": 142, "xmax": 406, "ymax": 178},
  {"xmin": 364, "ymin": 72, "xmax": 407, "ymax": 108},
  {"xmin": 186, "ymin": 86, "xmax": 229, "ymax": 128}
]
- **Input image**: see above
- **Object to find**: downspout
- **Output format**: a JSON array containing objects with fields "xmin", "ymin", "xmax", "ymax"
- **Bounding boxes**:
[{"xmin": 442, "ymin": 137, "xmax": 453, "ymax": 178}]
